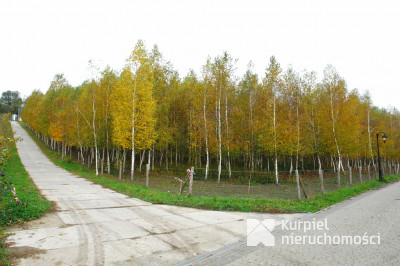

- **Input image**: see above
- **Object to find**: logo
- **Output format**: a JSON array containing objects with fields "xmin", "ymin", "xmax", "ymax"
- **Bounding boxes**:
[
  {"xmin": 246, "ymin": 218, "xmax": 381, "ymax": 246},
  {"xmin": 247, "ymin": 219, "xmax": 275, "ymax": 246}
]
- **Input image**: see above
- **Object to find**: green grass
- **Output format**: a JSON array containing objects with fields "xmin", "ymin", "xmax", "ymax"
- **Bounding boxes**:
[
  {"xmin": 1, "ymin": 145, "xmax": 52, "ymax": 225},
  {"xmin": 19, "ymin": 122, "xmax": 400, "ymax": 215},
  {"xmin": 0, "ymin": 122, "xmax": 51, "ymax": 265}
]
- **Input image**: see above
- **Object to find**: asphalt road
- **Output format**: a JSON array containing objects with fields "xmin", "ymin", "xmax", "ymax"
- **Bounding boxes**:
[
  {"xmin": 7, "ymin": 122, "xmax": 302, "ymax": 265},
  {"xmin": 181, "ymin": 171, "xmax": 400, "ymax": 265}
]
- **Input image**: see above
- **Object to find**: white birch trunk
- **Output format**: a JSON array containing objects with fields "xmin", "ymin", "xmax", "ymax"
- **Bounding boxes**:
[
  {"xmin": 188, "ymin": 166, "xmax": 194, "ymax": 195},
  {"xmin": 348, "ymin": 159, "xmax": 352, "ymax": 185},
  {"xmin": 106, "ymin": 85, "xmax": 111, "ymax": 174},
  {"xmin": 317, "ymin": 155, "xmax": 324, "ymax": 194},
  {"xmin": 92, "ymin": 97, "xmax": 99, "ymax": 176},
  {"xmin": 296, "ymin": 170, "xmax": 301, "ymax": 200},
  {"xmin": 330, "ymin": 88, "xmax": 341, "ymax": 187},
  {"xmin": 367, "ymin": 110, "xmax": 375, "ymax": 169},
  {"xmin": 107, "ymin": 147, "xmax": 110, "ymax": 174},
  {"xmin": 101, "ymin": 148, "xmax": 104, "ymax": 175},
  {"xmin": 146, "ymin": 163, "xmax": 150, "ymax": 187},
  {"xmin": 152, "ymin": 145, "xmax": 155, "ymax": 171},
  {"xmin": 250, "ymin": 89, "xmax": 255, "ymax": 174},
  {"xmin": 203, "ymin": 92, "xmax": 209, "ymax": 181},
  {"xmin": 139, "ymin": 150, "xmax": 145, "ymax": 173},
  {"xmin": 273, "ymin": 85, "xmax": 278, "ymax": 185},
  {"xmin": 80, "ymin": 146, "xmax": 84, "ymax": 166},
  {"xmin": 122, "ymin": 149, "xmax": 126, "ymax": 176},
  {"xmin": 225, "ymin": 91, "xmax": 231, "ymax": 179},
  {"xmin": 295, "ymin": 95, "xmax": 301, "ymax": 199},
  {"xmin": 217, "ymin": 87, "xmax": 222, "ymax": 183},
  {"xmin": 118, "ymin": 150, "xmax": 123, "ymax": 180},
  {"xmin": 130, "ymin": 85, "xmax": 136, "ymax": 181}
]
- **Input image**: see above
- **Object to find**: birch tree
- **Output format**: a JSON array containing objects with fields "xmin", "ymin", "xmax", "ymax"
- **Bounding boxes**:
[
  {"xmin": 78, "ymin": 80, "xmax": 101, "ymax": 175},
  {"xmin": 111, "ymin": 40, "xmax": 155, "ymax": 181},
  {"xmin": 211, "ymin": 52, "xmax": 235, "ymax": 183},
  {"xmin": 21, "ymin": 43, "xmax": 400, "ymax": 187},
  {"xmin": 321, "ymin": 65, "xmax": 347, "ymax": 187},
  {"xmin": 239, "ymin": 62, "xmax": 259, "ymax": 173},
  {"xmin": 284, "ymin": 67, "xmax": 302, "ymax": 198},
  {"xmin": 302, "ymin": 71, "xmax": 326, "ymax": 193},
  {"xmin": 264, "ymin": 56, "xmax": 282, "ymax": 185},
  {"xmin": 99, "ymin": 66, "xmax": 117, "ymax": 174}
]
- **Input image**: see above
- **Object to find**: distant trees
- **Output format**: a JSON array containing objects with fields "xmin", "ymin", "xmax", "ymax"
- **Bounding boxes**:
[
  {"xmin": 21, "ymin": 41, "xmax": 400, "ymax": 182},
  {"xmin": 0, "ymin": 91, "xmax": 22, "ymax": 114}
]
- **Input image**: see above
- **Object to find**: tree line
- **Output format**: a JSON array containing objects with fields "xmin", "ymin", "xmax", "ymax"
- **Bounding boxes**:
[{"xmin": 21, "ymin": 40, "xmax": 400, "ymax": 187}]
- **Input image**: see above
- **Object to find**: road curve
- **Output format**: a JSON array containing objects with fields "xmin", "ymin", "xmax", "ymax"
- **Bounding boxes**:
[
  {"xmin": 7, "ymin": 122, "xmax": 302, "ymax": 265},
  {"xmin": 183, "ymin": 170, "xmax": 400, "ymax": 265}
]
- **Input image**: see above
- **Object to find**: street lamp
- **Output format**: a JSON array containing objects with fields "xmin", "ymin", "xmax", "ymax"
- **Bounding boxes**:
[{"xmin": 376, "ymin": 132, "xmax": 388, "ymax": 181}]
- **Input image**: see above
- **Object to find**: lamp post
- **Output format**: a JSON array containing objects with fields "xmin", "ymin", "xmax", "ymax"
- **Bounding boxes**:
[{"xmin": 376, "ymin": 132, "xmax": 388, "ymax": 181}]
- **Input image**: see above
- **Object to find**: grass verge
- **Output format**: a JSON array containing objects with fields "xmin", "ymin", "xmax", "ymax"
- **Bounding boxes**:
[
  {"xmin": 20, "ymin": 122, "xmax": 400, "ymax": 215},
  {"xmin": 1, "ymin": 145, "xmax": 52, "ymax": 224},
  {"xmin": 0, "ymin": 122, "xmax": 51, "ymax": 265}
]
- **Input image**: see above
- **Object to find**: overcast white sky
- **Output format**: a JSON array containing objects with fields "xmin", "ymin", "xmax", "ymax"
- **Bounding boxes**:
[{"xmin": 1, "ymin": 0, "xmax": 399, "ymax": 109}]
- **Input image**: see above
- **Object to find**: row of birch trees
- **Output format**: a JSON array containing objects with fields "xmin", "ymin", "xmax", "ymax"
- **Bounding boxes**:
[{"xmin": 22, "ymin": 40, "xmax": 400, "ymax": 185}]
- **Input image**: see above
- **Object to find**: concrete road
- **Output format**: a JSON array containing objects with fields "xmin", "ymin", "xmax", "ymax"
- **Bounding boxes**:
[
  {"xmin": 181, "ymin": 173, "xmax": 400, "ymax": 265},
  {"xmin": 7, "ymin": 122, "xmax": 303, "ymax": 265}
]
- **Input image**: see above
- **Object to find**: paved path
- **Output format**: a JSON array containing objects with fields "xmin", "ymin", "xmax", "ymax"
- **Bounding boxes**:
[
  {"xmin": 7, "ymin": 122, "xmax": 302, "ymax": 265},
  {"xmin": 182, "ymin": 174, "xmax": 400, "ymax": 265}
]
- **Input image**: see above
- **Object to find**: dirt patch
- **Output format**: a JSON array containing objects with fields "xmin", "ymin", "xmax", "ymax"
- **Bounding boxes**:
[
  {"xmin": 59, "ymin": 223, "xmax": 74, "ymax": 229},
  {"xmin": 267, "ymin": 207, "xmax": 294, "ymax": 214},
  {"xmin": 7, "ymin": 246, "xmax": 47, "ymax": 264},
  {"xmin": 48, "ymin": 201, "xmax": 60, "ymax": 213},
  {"xmin": 6, "ymin": 212, "xmax": 65, "ymax": 233}
]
